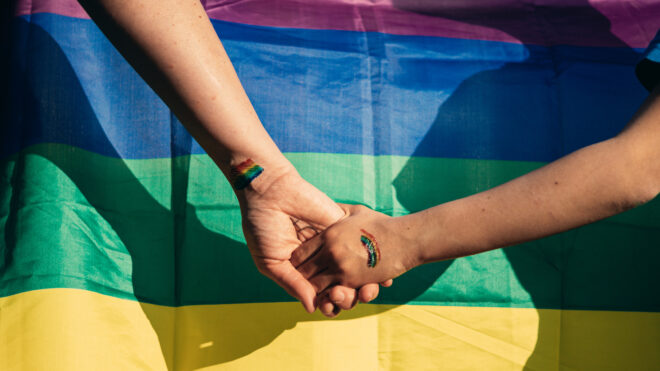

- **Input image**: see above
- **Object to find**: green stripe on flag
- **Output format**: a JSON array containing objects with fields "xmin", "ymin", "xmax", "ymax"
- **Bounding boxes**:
[{"xmin": 1, "ymin": 144, "xmax": 659, "ymax": 311}]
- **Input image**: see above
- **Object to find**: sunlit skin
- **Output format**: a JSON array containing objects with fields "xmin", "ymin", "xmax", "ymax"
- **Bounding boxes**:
[
  {"xmin": 77, "ymin": 0, "xmax": 386, "ymax": 316},
  {"xmin": 294, "ymin": 85, "xmax": 660, "ymax": 292}
]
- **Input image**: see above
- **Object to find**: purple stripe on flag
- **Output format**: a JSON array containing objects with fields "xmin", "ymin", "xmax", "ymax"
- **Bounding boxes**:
[{"xmin": 13, "ymin": 0, "xmax": 660, "ymax": 48}]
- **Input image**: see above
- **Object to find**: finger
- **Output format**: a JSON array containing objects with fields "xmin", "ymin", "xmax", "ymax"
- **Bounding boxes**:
[
  {"xmin": 291, "ymin": 234, "xmax": 324, "ymax": 268},
  {"xmin": 358, "ymin": 283, "xmax": 380, "ymax": 303},
  {"xmin": 293, "ymin": 238, "xmax": 333, "ymax": 280},
  {"xmin": 380, "ymin": 279, "xmax": 393, "ymax": 287},
  {"xmin": 264, "ymin": 260, "xmax": 317, "ymax": 313},
  {"xmin": 327, "ymin": 285, "xmax": 358, "ymax": 310},
  {"xmin": 296, "ymin": 258, "xmax": 325, "ymax": 280},
  {"xmin": 309, "ymin": 271, "xmax": 337, "ymax": 294},
  {"xmin": 318, "ymin": 297, "xmax": 340, "ymax": 318},
  {"xmin": 295, "ymin": 241, "xmax": 331, "ymax": 280}
]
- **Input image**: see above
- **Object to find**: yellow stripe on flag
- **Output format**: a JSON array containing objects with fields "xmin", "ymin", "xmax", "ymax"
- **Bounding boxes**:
[{"xmin": 1, "ymin": 289, "xmax": 659, "ymax": 370}]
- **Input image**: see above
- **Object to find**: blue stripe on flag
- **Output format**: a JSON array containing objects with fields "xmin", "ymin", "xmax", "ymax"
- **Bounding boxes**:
[{"xmin": 3, "ymin": 13, "xmax": 647, "ymax": 161}]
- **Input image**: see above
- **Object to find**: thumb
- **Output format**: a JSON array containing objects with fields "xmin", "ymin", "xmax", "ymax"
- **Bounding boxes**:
[
  {"xmin": 295, "ymin": 189, "xmax": 345, "ymax": 229},
  {"xmin": 303, "ymin": 201, "xmax": 361, "ymax": 230}
]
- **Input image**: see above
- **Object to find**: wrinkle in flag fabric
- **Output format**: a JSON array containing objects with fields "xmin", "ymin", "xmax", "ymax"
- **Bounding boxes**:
[{"xmin": 2, "ymin": 0, "xmax": 660, "ymax": 370}]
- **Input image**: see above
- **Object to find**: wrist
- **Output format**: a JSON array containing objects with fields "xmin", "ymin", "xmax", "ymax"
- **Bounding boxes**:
[
  {"xmin": 395, "ymin": 210, "xmax": 446, "ymax": 267},
  {"xmin": 382, "ymin": 216, "xmax": 426, "ymax": 272},
  {"xmin": 231, "ymin": 156, "xmax": 298, "ymax": 205}
]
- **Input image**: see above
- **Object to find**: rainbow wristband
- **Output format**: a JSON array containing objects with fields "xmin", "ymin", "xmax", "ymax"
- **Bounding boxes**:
[
  {"xmin": 231, "ymin": 159, "xmax": 264, "ymax": 190},
  {"xmin": 360, "ymin": 229, "xmax": 381, "ymax": 268}
]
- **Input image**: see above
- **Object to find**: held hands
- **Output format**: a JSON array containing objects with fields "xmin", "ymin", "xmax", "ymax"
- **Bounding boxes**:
[
  {"xmin": 238, "ymin": 168, "xmax": 383, "ymax": 316},
  {"xmin": 291, "ymin": 204, "xmax": 421, "ymax": 301}
]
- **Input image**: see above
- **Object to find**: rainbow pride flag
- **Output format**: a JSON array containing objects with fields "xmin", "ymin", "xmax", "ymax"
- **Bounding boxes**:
[{"xmin": 2, "ymin": 0, "xmax": 660, "ymax": 369}]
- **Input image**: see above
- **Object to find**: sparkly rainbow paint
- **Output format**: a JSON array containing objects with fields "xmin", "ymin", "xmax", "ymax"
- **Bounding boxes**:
[
  {"xmin": 360, "ymin": 229, "xmax": 381, "ymax": 268},
  {"xmin": 231, "ymin": 158, "xmax": 264, "ymax": 190}
]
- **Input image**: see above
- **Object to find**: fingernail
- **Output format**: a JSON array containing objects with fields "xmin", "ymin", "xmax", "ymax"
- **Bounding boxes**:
[{"xmin": 330, "ymin": 291, "xmax": 345, "ymax": 303}]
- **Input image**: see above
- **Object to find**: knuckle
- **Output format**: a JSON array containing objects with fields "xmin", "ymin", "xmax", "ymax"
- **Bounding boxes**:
[{"xmin": 323, "ymin": 226, "xmax": 341, "ymax": 241}]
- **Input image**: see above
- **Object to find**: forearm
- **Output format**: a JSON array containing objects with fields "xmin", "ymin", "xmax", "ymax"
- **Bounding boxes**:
[
  {"xmin": 404, "ymin": 91, "xmax": 660, "ymax": 265},
  {"xmin": 78, "ymin": 0, "xmax": 374, "ymax": 313},
  {"xmin": 78, "ymin": 0, "xmax": 293, "ymax": 191}
]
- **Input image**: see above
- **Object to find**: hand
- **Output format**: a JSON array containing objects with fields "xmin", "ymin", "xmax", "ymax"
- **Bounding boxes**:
[
  {"xmin": 291, "ymin": 204, "xmax": 420, "ymax": 294},
  {"xmin": 239, "ymin": 169, "xmax": 383, "ymax": 315}
]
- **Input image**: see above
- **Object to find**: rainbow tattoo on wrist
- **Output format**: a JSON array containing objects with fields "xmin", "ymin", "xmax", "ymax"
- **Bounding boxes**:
[
  {"xmin": 360, "ymin": 229, "xmax": 381, "ymax": 268},
  {"xmin": 231, "ymin": 158, "xmax": 264, "ymax": 190}
]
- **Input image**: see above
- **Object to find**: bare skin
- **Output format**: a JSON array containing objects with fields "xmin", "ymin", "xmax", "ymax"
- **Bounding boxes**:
[
  {"xmin": 77, "ymin": 0, "xmax": 383, "ymax": 315},
  {"xmin": 294, "ymin": 85, "xmax": 660, "ymax": 292}
]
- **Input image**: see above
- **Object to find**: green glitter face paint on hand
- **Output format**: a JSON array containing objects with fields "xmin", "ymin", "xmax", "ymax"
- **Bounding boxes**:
[
  {"xmin": 231, "ymin": 158, "xmax": 264, "ymax": 190},
  {"xmin": 360, "ymin": 229, "xmax": 381, "ymax": 268}
]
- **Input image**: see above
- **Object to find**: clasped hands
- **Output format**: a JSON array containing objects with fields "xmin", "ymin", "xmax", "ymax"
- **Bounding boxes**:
[{"xmin": 240, "ymin": 168, "xmax": 419, "ymax": 317}]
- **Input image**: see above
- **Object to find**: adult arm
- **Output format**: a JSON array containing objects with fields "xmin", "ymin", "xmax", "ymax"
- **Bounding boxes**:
[
  {"xmin": 294, "ymin": 85, "xmax": 660, "ymax": 290},
  {"xmin": 77, "ymin": 0, "xmax": 380, "ymax": 313}
]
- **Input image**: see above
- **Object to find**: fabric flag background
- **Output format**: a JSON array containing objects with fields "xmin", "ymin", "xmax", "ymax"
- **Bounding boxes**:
[{"xmin": 2, "ymin": 0, "xmax": 660, "ymax": 369}]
